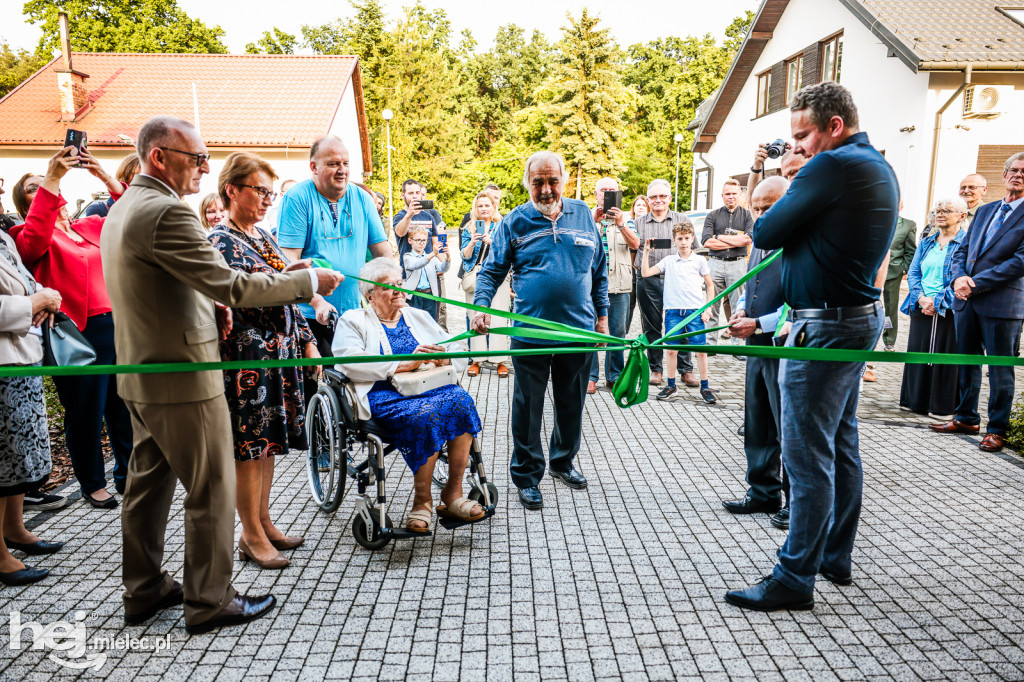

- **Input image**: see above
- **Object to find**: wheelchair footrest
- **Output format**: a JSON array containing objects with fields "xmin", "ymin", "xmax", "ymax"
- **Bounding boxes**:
[
  {"xmin": 388, "ymin": 528, "xmax": 431, "ymax": 541},
  {"xmin": 437, "ymin": 506, "xmax": 495, "ymax": 531}
]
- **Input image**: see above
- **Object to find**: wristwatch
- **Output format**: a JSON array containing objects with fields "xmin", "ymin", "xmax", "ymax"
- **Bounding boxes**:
[{"xmin": 754, "ymin": 321, "xmax": 763, "ymax": 335}]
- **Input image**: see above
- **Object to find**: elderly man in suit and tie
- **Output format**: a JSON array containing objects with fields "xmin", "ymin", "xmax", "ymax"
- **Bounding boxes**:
[
  {"xmin": 931, "ymin": 151, "xmax": 1024, "ymax": 452},
  {"xmin": 101, "ymin": 116, "xmax": 342, "ymax": 633}
]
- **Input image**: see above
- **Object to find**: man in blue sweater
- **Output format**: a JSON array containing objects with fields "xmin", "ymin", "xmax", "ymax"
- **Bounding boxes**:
[
  {"xmin": 473, "ymin": 151, "xmax": 610, "ymax": 509},
  {"xmin": 725, "ymin": 82, "xmax": 898, "ymax": 611}
]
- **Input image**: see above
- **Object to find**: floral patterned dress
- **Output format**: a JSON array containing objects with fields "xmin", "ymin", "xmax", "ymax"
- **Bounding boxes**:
[{"xmin": 209, "ymin": 224, "xmax": 315, "ymax": 461}]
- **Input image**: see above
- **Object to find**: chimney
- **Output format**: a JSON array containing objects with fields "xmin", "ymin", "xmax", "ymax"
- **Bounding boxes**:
[{"xmin": 55, "ymin": 12, "xmax": 89, "ymax": 122}]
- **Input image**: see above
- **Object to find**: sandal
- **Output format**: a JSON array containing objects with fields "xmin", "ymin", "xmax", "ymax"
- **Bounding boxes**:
[
  {"xmin": 496, "ymin": 363, "xmax": 509, "ymax": 377},
  {"xmin": 466, "ymin": 363, "xmax": 481, "ymax": 377},
  {"xmin": 405, "ymin": 508, "xmax": 432, "ymax": 534},
  {"xmin": 436, "ymin": 497, "xmax": 485, "ymax": 522}
]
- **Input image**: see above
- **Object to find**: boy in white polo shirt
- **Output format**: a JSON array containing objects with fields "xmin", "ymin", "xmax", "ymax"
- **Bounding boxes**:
[{"xmin": 641, "ymin": 221, "xmax": 717, "ymax": 403}]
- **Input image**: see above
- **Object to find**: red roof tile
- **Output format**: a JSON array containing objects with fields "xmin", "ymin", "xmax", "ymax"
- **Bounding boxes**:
[{"xmin": 0, "ymin": 52, "xmax": 361, "ymax": 147}]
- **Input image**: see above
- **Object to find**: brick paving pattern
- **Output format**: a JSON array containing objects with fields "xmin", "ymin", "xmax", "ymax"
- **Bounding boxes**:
[{"xmin": 1, "ymin": 280, "xmax": 1023, "ymax": 681}]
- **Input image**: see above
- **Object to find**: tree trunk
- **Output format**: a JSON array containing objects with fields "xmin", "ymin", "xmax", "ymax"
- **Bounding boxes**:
[{"xmin": 576, "ymin": 162, "xmax": 583, "ymax": 200}]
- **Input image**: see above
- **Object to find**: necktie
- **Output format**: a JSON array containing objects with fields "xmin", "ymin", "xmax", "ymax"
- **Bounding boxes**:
[{"xmin": 982, "ymin": 203, "xmax": 1013, "ymax": 251}]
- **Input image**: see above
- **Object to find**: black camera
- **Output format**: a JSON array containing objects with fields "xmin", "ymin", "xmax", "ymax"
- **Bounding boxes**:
[{"xmin": 764, "ymin": 139, "xmax": 787, "ymax": 159}]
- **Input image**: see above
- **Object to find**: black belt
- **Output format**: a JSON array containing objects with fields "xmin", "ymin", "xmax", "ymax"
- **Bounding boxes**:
[
  {"xmin": 711, "ymin": 256, "xmax": 742, "ymax": 261},
  {"xmin": 792, "ymin": 301, "xmax": 881, "ymax": 321}
]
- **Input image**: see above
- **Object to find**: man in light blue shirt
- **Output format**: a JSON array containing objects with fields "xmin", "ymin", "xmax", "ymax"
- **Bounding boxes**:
[{"xmin": 279, "ymin": 137, "xmax": 390, "ymax": 357}]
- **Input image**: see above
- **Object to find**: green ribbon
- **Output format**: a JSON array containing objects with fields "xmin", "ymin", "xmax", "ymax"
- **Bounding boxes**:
[{"xmin": 17, "ymin": 259, "xmax": 1024, "ymax": 411}]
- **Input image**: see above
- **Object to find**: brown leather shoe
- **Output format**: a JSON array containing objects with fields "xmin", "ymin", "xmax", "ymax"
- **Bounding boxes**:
[
  {"xmin": 184, "ymin": 594, "xmax": 276, "ymax": 635},
  {"xmin": 979, "ymin": 433, "xmax": 1006, "ymax": 452},
  {"xmin": 929, "ymin": 419, "xmax": 980, "ymax": 435},
  {"xmin": 587, "ymin": 381, "xmax": 597, "ymax": 394},
  {"xmin": 496, "ymin": 363, "xmax": 509, "ymax": 377},
  {"xmin": 682, "ymin": 371, "xmax": 700, "ymax": 388},
  {"xmin": 466, "ymin": 363, "xmax": 481, "ymax": 377},
  {"xmin": 269, "ymin": 536, "xmax": 304, "ymax": 551},
  {"xmin": 649, "ymin": 371, "xmax": 663, "ymax": 385},
  {"xmin": 238, "ymin": 538, "xmax": 289, "ymax": 570}
]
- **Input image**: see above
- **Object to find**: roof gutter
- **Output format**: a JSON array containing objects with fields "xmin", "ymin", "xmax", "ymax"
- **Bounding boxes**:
[
  {"xmin": 838, "ymin": 0, "xmax": 920, "ymax": 72},
  {"xmin": 925, "ymin": 65, "xmax": 972, "ymax": 213},
  {"xmin": 918, "ymin": 61, "xmax": 1024, "ymax": 71}
]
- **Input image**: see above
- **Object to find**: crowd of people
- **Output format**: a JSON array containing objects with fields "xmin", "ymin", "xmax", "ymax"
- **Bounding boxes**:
[{"xmin": 0, "ymin": 77, "xmax": 1019, "ymax": 631}]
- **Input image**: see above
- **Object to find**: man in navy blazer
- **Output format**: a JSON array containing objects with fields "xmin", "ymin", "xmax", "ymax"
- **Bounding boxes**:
[{"xmin": 931, "ymin": 152, "xmax": 1024, "ymax": 451}]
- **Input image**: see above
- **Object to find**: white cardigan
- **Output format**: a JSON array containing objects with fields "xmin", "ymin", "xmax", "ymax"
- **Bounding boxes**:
[{"xmin": 331, "ymin": 306, "xmax": 468, "ymax": 419}]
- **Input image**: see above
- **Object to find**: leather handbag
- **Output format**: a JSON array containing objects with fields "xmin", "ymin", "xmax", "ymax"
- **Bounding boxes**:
[
  {"xmin": 390, "ymin": 364, "xmax": 458, "ymax": 397},
  {"xmin": 42, "ymin": 312, "xmax": 97, "ymax": 367},
  {"xmin": 459, "ymin": 242, "xmax": 489, "ymax": 294}
]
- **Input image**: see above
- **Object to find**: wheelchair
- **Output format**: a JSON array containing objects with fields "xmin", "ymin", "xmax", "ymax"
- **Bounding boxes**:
[{"xmin": 306, "ymin": 368, "xmax": 498, "ymax": 550}]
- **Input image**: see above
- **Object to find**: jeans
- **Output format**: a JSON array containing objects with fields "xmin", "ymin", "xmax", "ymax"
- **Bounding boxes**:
[
  {"xmin": 954, "ymin": 303, "xmax": 1020, "ymax": 434},
  {"xmin": 636, "ymin": 274, "xmax": 691, "ymax": 374},
  {"xmin": 773, "ymin": 307, "xmax": 883, "ymax": 593},
  {"xmin": 509, "ymin": 340, "xmax": 590, "ymax": 488},
  {"xmin": 51, "ymin": 313, "xmax": 132, "ymax": 495},
  {"xmin": 589, "ymin": 292, "xmax": 630, "ymax": 383},
  {"xmin": 408, "ymin": 289, "xmax": 438, "ymax": 321}
]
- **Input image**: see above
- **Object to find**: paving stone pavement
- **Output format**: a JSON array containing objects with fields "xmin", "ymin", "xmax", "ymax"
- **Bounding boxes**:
[{"xmin": 2, "ymin": 284, "xmax": 1024, "ymax": 681}]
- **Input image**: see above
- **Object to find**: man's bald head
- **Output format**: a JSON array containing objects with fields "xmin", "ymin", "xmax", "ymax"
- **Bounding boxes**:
[
  {"xmin": 136, "ymin": 115, "xmax": 208, "ymax": 196},
  {"xmin": 751, "ymin": 176, "xmax": 790, "ymax": 219},
  {"xmin": 137, "ymin": 116, "xmax": 198, "ymax": 161},
  {"xmin": 780, "ymin": 151, "xmax": 807, "ymax": 181}
]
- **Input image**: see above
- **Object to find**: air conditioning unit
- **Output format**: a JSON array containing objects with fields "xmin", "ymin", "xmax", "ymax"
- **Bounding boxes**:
[{"xmin": 962, "ymin": 85, "xmax": 1012, "ymax": 119}]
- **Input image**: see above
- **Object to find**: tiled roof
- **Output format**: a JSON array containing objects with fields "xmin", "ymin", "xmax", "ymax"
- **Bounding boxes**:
[
  {"xmin": 842, "ymin": 0, "xmax": 1024, "ymax": 66},
  {"xmin": 0, "ymin": 53, "xmax": 360, "ymax": 147}
]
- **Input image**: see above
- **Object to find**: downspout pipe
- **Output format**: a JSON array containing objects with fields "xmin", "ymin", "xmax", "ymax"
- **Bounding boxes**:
[{"xmin": 926, "ymin": 65, "xmax": 971, "ymax": 213}]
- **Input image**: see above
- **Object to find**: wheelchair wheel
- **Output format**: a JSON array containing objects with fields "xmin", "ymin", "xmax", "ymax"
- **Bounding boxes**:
[
  {"xmin": 432, "ymin": 449, "xmax": 449, "ymax": 488},
  {"xmin": 469, "ymin": 482, "xmax": 499, "ymax": 508},
  {"xmin": 352, "ymin": 512, "xmax": 393, "ymax": 550},
  {"xmin": 307, "ymin": 387, "xmax": 345, "ymax": 513}
]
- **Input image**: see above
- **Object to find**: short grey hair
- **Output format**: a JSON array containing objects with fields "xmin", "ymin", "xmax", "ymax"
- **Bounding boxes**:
[
  {"xmin": 358, "ymin": 257, "xmax": 403, "ymax": 297},
  {"xmin": 934, "ymin": 196, "xmax": 969, "ymax": 217},
  {"xmin": 790, "ymin": 81, "xmax": 859, "ymax": 130},
  {"xmin": 1004, "ymin": 152, "xmax": 1024, "ymax": 174},
  {"xmin": 521, "ymin": 151, "xmax": 568, "ymax": 192},
  {"xmin": 646, "ymin": 179, "xmax": 671, "ymax": 196},
  {"xmin": 310, "ymin": 136, "xmax": 345, "ymax": 162},
  {"xmin": 137, "ymin": 116, "xmax": 196, "ymax": 160}
]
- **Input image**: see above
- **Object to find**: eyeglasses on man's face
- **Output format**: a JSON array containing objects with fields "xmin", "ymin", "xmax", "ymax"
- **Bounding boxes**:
[
  {"xmin": 649, "ymin": 194, "xmax": 669, "ymax": 201},
  {"xmin": 159, "ymin": 147, "xmax": 211, "ymax": 167},
  {"xmin": 235, "ymin": 184, "xmax": 277, "ymax": 202},
  {"xmin": 959, "ymin": 185, "xmax": 985, "ymax": 192}
]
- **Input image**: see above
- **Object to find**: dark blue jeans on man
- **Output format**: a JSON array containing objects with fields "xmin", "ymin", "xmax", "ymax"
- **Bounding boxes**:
[
  {"xmin": 953, "ymin": 302, "xmax": 1021, "ymax": 434},
  {"xmin": 589, "ymin": 292, "xmax": 630, "ymax": 384},
  {"xmin": 773, "ymin": 306, "xmax": 883, "ymax": 593},
  {"xmin": 510, "ymin": 340, "xmax": 590, "ymax": 489}
]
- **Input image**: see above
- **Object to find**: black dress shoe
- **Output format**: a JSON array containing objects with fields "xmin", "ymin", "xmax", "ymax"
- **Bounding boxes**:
[
  {"xmin": 4, "ymin": 538, "xmax": 63, "ymax": 555},
  {"xmin": 819, "ymin": 568, "xmax": 853, "ymax": 586},
  {"xmin": 185, "ymin": 594, "xmax": 276, "ymax": 635},
  {"xmin": 770, "ymin": 507, "xmax": 790, "ymax": 530},
  {"xmin": 550, "ymin": 467, "xmax": 588, "ymax": 489},
  {"xmin": 0, "ymin": 565, "xmax": 49, "ymax": 586},
  {"xmin": 518, "ymin": 486, "xmax": 543, "ymax": 509},
  {"xmin": 124, "ymin": 581, "xmax": 184, "ymax": 625},
  {"xmin": 84, "ymin": 492, "xmax": 118, "ymax": 510},
  {"xmin": 722, "ymin": 494, "xmax": 781, "ymax": 515},
  {"xmin": 724, "ymin": 575, "xmax": 814, "ymax": 612}
]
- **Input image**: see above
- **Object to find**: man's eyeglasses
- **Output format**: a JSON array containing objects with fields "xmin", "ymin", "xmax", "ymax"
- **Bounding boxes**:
[
  {"xmin": 649, "ymin": 194, "xmax": 670, "ymax": 201},
  {"xmin": 158, "ymin": 147, "xmax": 211, "ymax": 167},
  {"xmin": 959, "ymin": 185, "xmax": 985, "ymax": 191},
  {"xmin": 235, "ymin": 184, "xmax": 277, "ymax": 202},
  {"xmin": 934, "ymin": 209, "xmax": 964, "ymax": 215}
]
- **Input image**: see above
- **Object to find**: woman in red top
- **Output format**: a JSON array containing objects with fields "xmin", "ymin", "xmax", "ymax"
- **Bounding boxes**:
[{"xmin": 10, "ymin": 146, "xmax": 133, "ymax": 510}]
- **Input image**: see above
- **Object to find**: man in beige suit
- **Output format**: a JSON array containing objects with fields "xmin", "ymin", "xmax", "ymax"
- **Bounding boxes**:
[{"xmin": 101, "ymin": 116, "xmax": 341, "ymax": 634}]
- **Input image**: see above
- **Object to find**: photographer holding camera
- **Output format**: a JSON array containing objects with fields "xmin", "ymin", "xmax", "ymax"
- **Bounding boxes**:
[
  {"xmin": 748, "ymin": 139, "xmax": 791, "ymax": 205},
  {"xmin": 393, "ymin": 179, "xmax": 441, "ymax": 275},
  {"xmin": 701, "ymin": 179, "xmax": 753, "ymax": 343}
]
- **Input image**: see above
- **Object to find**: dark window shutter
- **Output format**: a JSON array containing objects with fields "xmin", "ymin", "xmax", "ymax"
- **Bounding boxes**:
[
  {"xmin": 769, "ymin": 61, "xmax": 786, "ymax": 113},
  {"xmin": 802, "ymin": 43, "xmax": 820, "ymax": 87}
]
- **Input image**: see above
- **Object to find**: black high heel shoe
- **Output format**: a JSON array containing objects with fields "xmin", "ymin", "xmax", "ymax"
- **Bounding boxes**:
[
  {"xmin": 0, "ymin": 565, "xmax": 48, "ymax": 586},
  {"xmin": 84, "ymin": 491, "xmax": 118, "ymax": 509},
  {"xmin": 4, "ymin": 538, "xmax": 63, "ymax": 555}
]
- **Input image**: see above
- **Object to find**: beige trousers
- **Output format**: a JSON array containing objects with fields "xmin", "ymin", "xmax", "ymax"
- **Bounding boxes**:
[
  {"xmin": 467, "ymin": 280, "xmax": 511, "ymax": 364},
  {"xmin": 121, "ymin": 396, "xmax": 238, "ymax": 626}
]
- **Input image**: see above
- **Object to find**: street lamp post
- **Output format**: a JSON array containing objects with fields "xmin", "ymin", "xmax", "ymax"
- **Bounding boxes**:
[
  {"xmin": 673, "ymin": 133, "xmax": 684, "ymax": 213},
  {"xmin": 382, "ymin": 109, "xmax": 394, "ymax": 236}
]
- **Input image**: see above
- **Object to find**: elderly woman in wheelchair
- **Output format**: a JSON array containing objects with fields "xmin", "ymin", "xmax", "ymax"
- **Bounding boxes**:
[{"xmin": 330, "ymin": 257, "xmax": 488, "ymax": 534}]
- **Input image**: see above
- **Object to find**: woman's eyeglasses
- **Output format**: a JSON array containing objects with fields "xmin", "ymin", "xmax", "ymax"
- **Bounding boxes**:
[{"xmin": 235, "ymin": 184, "xmax": 277, "ymax": 202}]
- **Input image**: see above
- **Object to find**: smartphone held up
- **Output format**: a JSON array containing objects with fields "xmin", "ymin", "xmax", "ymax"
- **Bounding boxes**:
[{"xmin": 63, "ymin": 129, "xmax": 87, "ymax": 166}]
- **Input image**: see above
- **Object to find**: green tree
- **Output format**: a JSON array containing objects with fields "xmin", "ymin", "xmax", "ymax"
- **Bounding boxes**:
[
  {"xmin": 245, "ymin": 27, "xmax": 297, "ymax": 55},
  {"xmin": 537, "ymin": 10, "xmax": 632, "ymax": 199},
  {"xmin": 0, "ymin": 40, "xmax": 46, "ymax": 99},
  {"xmin": 24, "ymin": 0, "xmax": 227, "ymax": 54}
]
